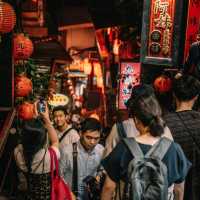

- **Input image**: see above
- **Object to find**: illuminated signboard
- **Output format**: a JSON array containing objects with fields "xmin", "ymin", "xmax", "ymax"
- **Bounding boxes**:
[
  {"xmin": 184, "ymin": 0, "xmax": 200, "ymax": 61},
  {"xmin": 148, "ymin": 0, "xmax": 175, "ymax": 58},
  {"xmin": 141, "ymin": 0, "xmax": 184, "ymax": 66},
  {"xmin": 118, "ymin": 62, "xmax": 141, "ymax": 110}
]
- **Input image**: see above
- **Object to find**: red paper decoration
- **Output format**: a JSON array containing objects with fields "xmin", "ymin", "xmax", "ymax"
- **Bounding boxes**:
[
  {"xmin": 153, "ymin": 75, "xmax": 172, "ymax": 93},
  {"xmin": 13, "ymin": 33, "xmax": 34, "ymax": 60},
  {"xmin": 0, "ymin": 2, "xmax": 16, "ymax": 33},
  {"xmin": 15, "ymin": 75, "xmax": 33, "ymax": 97},
  {"xmin": 18, "ymin": 102, "xmax": 34, "ymax": 120}
]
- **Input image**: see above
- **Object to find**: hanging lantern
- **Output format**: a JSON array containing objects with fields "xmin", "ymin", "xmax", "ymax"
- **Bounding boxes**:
[
  {"xmin": 0, "ymin": 2, "xmax": 16, "ymax": 33},
  {"xmin": 153, "ymin": 75, "xmax": 172, "ymax": 93},
  {"xmin": 18, "ymin": 102, "xmax": 34, "ymax": 120},
  {"xmin": 93, "ymin": 62, "xmax": 102, "ymax": 77},
  {"xmin": 83, "ymin": 58, "xmax": 92, "ymax": 75},
  {"xmin": 97, "ymin": 76, "xmax": 104, "ymax": 88},
  {"xmin": 13, "ymin": 33, "xmax": 34, "ymax": 60},
  {"xmin": 15, "ymin": 75, "xmax": 33, "ymax": 97}
]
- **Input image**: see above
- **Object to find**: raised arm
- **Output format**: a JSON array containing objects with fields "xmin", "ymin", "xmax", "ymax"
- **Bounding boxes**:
[{"xmin": 35, "ymin": 101, "xmax": 59, "ymax": 148}]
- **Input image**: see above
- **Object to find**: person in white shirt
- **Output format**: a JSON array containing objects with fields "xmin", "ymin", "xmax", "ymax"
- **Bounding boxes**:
[
  {"xmin": 60, "ymin": 117, "xmax": 104, "ymax": 200},
  {"xmin": 53, "ymin": 106, "xmax": 80, "ymax": 150}
]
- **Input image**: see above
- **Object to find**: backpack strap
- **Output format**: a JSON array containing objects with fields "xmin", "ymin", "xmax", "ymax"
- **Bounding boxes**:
[
  {"xmin": 59, "ymin": 127, "xmax": 74, "ymax": 142},
  {"xmin": 72, "ymin": 142, "xmax": 78, "ymax": 196},
  {"xmin": 116, "ymin": 122, "xmax": 127, "ymax": 139},
  {"xmin": 145, "ymin": 137, "xmax": 172, "ymax": 160},
  {"xmin": 123, "ymin": 138, "xmax": 144, "ymax": 158}
]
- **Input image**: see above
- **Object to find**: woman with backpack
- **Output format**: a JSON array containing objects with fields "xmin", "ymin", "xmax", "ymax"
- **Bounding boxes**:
[{"xmin": 101, "ymin": 84, "xmax": 191, "ymax": 200}]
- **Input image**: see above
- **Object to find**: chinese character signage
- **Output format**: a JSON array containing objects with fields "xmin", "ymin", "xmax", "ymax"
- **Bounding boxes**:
[
  {"xmin": 141, "ymin": 0, "xmax": 184, "ymax": 66},
  {"xmin": 118, "ymin": 62, "xmax": 141, "ymax": 110},
  {"xmin": 149, "ymin": 0, "xmax": 175, "ymax": 57},
  {"xmin": 184, "ymin": 0, "xmax": 200, "ymax": 60}
]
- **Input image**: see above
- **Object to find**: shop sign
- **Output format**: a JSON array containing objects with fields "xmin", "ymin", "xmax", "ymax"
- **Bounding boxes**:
[
  {"xmin": 118, "ymin": 62, "xmax": 141, "ymax": 110},
  {"xmin": 148, "ymin": 0, "xmax": 175, "ymax": 58},
  {"xmin": 141, "ymin": 0, "xmax": 184, "ymax": 66},
  {"xmin": 184, "ymin": 0, "xmax": 200, "ymax": 60}
]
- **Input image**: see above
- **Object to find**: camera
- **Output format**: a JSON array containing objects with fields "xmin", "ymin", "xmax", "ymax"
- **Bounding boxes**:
[{"xmin": 37, "ymin": 99, "xmax": 46, "ymax": 113}]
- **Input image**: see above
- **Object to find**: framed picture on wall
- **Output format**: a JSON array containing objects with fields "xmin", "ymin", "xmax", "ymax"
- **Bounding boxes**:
[{"xmin": 118, "ymin": 61, "xmax": 141, "ymax": 110}]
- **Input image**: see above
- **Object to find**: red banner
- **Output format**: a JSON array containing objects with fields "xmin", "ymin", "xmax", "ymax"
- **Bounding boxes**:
[
  {"xmin": 148, "ymin": 0, "xmax": 176, "ymax": 58},
  {"xmin": 118, "ymin": 62, "xmax": 141, "ymax": 110},
  {"xmin": 184, "ymin": 0, "xmax": 200, "ymax": 60}
]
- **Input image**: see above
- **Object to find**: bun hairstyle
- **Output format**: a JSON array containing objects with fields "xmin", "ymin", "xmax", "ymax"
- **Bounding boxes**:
[
  {"xmin": 128, "ymin": 84, "xmax": 166, "ymax": 137},
  {"xmin": 21, "ymin": 119, "xmax": 47, "ymax": 173}
]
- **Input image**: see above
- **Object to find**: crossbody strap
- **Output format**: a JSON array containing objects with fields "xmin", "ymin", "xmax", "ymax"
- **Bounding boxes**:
[
  {"xmin": 176, "ymin": 112, "xmax": 200, "ymax": 154},
  {"xmin": 59, "ymin": 128, "xmax": 74, "ymax": 143},
  {"xmin": 32, "ymin": 148, "xmax": 47, "ymax": 173},
  {"xmin": 116, "ymin": 122, "xmax": 127, "ymax": 139},
  {"xmin": 72, "ymin": 143, "xmax": 78, "ymax": 196}
]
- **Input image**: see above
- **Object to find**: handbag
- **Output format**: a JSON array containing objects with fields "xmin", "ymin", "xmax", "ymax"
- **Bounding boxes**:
[{"xmin": 49, "ymin": 147, "xmax": 73, "ymax": 200}]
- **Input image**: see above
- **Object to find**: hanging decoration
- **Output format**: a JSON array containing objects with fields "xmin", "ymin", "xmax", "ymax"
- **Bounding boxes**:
[
  {"xmin": 93, "ymin": 62, "xmax": 102, "ymax": 78},
  {"xmin": 153, "ymin": 75, "xmax": 172, "ymax": 93},
  {"xmin": 13, "ymin": 33, "xmax": 34, "ymax": 60},
  {"xmin": 83, "ymin": 58, "xmax": 92, "ymax": 75},
  {"xmin": 0, "ymin": 1, "xmax": 16, "ymax": 34},
  {"xmin": 18, "ymin": 102, "xmax": 35, "ymax": 120},
  {"xmin": 95, "ymin": 29, "xmax": 109, "ymax": 58},
  {"xmin": 15, "ymin": 75, "xmax": 33, "ymax": 97}
]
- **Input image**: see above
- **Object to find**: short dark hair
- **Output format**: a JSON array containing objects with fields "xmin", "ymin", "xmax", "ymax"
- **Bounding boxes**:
[
  {"xmin": 128, "ymin": 84, "xmax": 165, "ymax": 137},
  {"xmin": 52, "ymin": 105, "xmax": 69, "ymax": 115},
  {"xmin": 80, "ymin": 117, "xmax": 101, "ymax": 133},
  {"xmin": 173, "ymin": 75, "xmax": 200, "ymax": 101}
]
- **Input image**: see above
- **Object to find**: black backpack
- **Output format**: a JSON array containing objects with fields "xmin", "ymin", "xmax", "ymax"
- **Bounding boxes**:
[{"xmin": 123, "ymin": 137, "xmax": 172, "ymax": 200}]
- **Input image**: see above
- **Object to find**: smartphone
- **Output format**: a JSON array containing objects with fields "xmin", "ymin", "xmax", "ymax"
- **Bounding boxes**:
[{"xmin": 37, "ymin": 100, "xmax": 46, "ymax": 113}]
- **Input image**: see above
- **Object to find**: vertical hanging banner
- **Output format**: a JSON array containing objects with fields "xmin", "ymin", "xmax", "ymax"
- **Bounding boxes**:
[
  {"xmin": 118, "ymin": 62, "xmax": 141, "ymax": 110},
  {"xmin": 184, "ymin": 0, "xmax": 200, "ymax": 60},
  {"xmin": 148, "ymin": 0, "xmax": 175, "ymax": 58},
  {"xmin": 141, "ymin": 0, "xmax": 184, "ymax": 66}
]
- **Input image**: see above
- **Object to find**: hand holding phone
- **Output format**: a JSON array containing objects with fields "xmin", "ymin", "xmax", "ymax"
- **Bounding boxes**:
[{"xmin": 37, "ymin": 99, "xmax": 46, "ymax": 113}]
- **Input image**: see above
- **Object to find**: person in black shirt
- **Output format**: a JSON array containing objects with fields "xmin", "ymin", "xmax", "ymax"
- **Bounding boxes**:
[
  {"xmin": 164, "ymin": 75, "xmax": 200, "ymax": 200},
  {"xmin": 101, "ymin": 84, "xmax": 191, "ymax": 200}
]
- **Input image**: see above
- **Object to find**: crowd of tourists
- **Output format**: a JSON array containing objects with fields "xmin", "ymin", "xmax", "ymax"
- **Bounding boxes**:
[{"xmin": 13, "ymin": 74, "xmax": 200, "ymax": 200}]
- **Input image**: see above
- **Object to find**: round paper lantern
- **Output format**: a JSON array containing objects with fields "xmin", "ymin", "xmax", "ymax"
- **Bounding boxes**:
[
  {"xmin": 15, "ymin": 75, "xmax": 33, "ymax": 97},
  {"xmin": 13, "ymin": 33, "xmax": 34, "ymax": 60},
  {"xmin": 18, "ymin": 102, "xmax": 34, "ymax": 120},
  {"xmin": 0, "ymin": 2, "xmax": 16, "ymax": 33},
  {"xmin": 153, "ymin": 75, "xmax": 172, "ymax": 93}
]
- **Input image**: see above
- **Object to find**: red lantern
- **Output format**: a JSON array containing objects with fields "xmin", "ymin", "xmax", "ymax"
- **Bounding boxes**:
[
  {"xmin": 13, "ymin": 33, "xmax": 34, "ymax": 60},
  {"xmin": 153, "ymin": 75, "xmax": 172, "ymax": 93},
  {"xmin": 18, "ymin": 102, "xmax": 34, "ymax": 120},
  {"xmin": 0, "ymin": 2, "xmax": 16, "ymax": 33},
  {"xmin": 15, "ymin": 75, "xmax": 33, "ymax": 97}
]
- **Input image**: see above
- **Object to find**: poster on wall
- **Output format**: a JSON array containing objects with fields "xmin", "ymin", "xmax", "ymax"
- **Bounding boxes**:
[
  {"xmin": 184, "ymin": 0, "xmax": 200, "ymax": 60},
  {"xmin": 118, "ymin": 62, "xmax": 141, "ymax": 110},
  {"xmin": 141, "ymin": 0, "xmax": 184, "ymax": 66}
]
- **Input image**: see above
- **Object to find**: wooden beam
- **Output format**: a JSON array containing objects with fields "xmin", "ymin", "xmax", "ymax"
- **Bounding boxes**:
[
  {"xmin": 23, "ymin": 27, "xmax": 48, "ymax": 37},
  {"xmin": 58, "ymin": 23, "xmax": 94, "ymax": 31}
]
